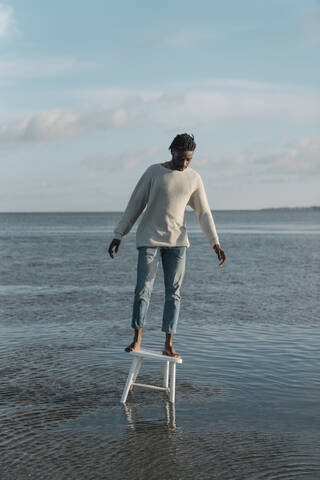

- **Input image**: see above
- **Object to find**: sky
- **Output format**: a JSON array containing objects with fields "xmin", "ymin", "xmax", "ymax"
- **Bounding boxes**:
[{"xmin": 0, "ymin": 0, "xmax": 319, "ymax": 211}]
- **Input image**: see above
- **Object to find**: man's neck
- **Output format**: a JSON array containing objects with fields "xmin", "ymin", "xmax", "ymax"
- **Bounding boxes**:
[{"xmin": 162, "ymin": 161, "xmax": 174, "ymax": 170}]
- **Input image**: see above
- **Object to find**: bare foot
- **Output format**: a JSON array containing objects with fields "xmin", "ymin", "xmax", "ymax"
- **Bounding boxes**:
[
  {"xmin": 162, "ymin": 346, "xmax": 180, "ymax": 358},
  {"xmin": 125, "ymin": 341, "xmax": 141, "ymax": 352}
]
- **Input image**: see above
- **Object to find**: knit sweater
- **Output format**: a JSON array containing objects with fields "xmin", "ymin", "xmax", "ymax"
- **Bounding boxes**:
[{"xmin": 113, "ymin": 163, "xmax": 220, "ymax": 249}]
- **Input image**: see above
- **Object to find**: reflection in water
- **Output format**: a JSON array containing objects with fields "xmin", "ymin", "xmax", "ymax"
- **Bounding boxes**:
[
  {"xmin": 123, "ymin": 401, "xmax": 176, "ymax": 431},
  {"xmin": 119, "ymin": 402, "xmax": 186, "ymax": 478}
]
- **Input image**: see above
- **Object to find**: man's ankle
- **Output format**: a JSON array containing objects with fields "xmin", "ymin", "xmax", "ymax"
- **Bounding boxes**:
[{"xmin": 133, "ymin": 328, "xmax": 143, "ymax": 342}]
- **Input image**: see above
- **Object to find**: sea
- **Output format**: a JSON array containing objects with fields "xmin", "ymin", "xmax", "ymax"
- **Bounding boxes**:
[{"xmin": 1, "ymin": 209, "xmax": 319, "ymax": 479}]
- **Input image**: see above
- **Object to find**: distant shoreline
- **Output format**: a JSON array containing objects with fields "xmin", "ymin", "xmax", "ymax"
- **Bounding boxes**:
[{"xmin": 260, "ymin": 206, "xmax": 320, "ymax": 211}]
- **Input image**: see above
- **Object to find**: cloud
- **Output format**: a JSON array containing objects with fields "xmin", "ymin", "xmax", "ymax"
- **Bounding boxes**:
[
  {"xmin": 256, "ymin": 137, "xmax": 320, "ymax": 176},
  {"xmin": 0, "ymin": 57, "xmax": 96, "ymax": 78},
  {"xmin": 81, "ymin": 136, "xmax": 320, "ymax": 182},
  {"xmin": 1, "ymin": 78, "xmax": 319, "ymax": 145},
  {"xmin": 146, "ymin": 90, "xmax": 320, "ymax": 128},
  {"xmin": 73, "ymin": 80, "xmax": 320, "ymax": 130},
  {"xmin": 81, "ymin": 146, "xmax": 160, "ymax": 172},
  {"xmin": 192, "ymin": 137, "xmax": 320, "ymax": 182},
  {"xmin": 0, "ymin": 3, "xmax": 15, "ymax": 38},
  {"xmin": 0, "ymin": 107, "xmax": 129, "ymax": 143}
]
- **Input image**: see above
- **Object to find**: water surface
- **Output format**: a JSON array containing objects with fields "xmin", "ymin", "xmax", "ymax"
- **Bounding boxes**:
[{"xmin": 0, "ymin": 210, "xmax": 319, "ymax": 479}]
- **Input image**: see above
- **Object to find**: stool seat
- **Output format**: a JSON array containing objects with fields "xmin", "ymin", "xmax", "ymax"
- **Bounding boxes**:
[
  {"xmin": 129, "ymin": 348, "xmax": 183, "ymax": 363},
  {"xmin": 120, "ymin": 349, "xmax": 183, "ymax": 404}
]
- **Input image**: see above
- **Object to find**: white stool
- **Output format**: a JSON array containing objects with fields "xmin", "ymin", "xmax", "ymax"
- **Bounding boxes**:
[{"xmin": 120, "ymin": 349, "xmax": 183, "ymax": 404}]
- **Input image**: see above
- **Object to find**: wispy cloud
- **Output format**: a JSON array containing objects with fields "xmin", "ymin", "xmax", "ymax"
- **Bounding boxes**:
[
  {"xmin": 0, "ymin": 107, "xmax": 129, "ymax": 143},
  {"xmin": 1, "ymin": 79, "xmax": 319, "ymax": 145},
  {"xmin": 73, "ymin": 80, "xmax": 320, "ymax": 129},
  {"xmin": 81, "ymin": 146, "xmax": 160, "ymax": 172},
  {"xmin": 256, "ymin": 137, "xmax": 320, "ymax": 176},
  {"xmin": 146, "ymin": 90, "xmax": 320, "ymax": 128},
  {"xmin": 0, "ymin": 2, "xmax": 15, "ymax": 38},
  {"xmin": 81, "ymin": 136, "xmax": 320, "ymax": 182},
  {"xmin": 0, "ymin": 56, "xmax": 96, "ymax": 78},
  {"xmin": 193, "ymin": 137, "xmax": 320, "ymax": 182}
]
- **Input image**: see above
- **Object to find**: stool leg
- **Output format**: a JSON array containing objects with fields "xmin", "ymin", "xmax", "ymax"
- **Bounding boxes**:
[
  {"xmin": 163, "ymin": 360, "xmax": 169, "ymax": 389},
  {"xmin": 169, "ymin": 362, "xmax": 176, "ymax": 403},
  {"xmin": 120, "ymin": 357, "xmax": 139, "ymax": 404},
  {"xmin": 131, "ymin": 357, "xmax": 143, "ymax": 390}
]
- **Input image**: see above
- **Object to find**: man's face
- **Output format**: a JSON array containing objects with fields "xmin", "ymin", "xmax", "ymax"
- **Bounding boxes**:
[{"xmin": 171, "ymin": 150, "xmax": 194, "ymax": 171}]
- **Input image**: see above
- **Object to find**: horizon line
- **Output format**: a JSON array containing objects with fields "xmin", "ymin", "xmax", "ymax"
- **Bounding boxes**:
[{"xmin": 0, "ymin": 206, "xmax": 319, "ymax": 214}]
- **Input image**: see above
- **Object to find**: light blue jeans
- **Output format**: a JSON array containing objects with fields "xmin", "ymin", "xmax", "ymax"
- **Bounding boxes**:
[{"xmin": 131, "ymin": 246, "xmax": 187, "ymax": 334}]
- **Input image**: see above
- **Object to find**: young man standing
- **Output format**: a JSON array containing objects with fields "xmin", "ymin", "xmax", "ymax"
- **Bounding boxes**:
[{"xmin": 108, "ymin": 133, "xmax": 226, "ymax": 358}]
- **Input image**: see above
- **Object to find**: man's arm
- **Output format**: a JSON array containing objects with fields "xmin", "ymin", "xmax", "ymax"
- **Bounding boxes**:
[
  {"xmin": 188, "ymin": 175, "xmax": 226, "ymax": 266},
  {"xmin": 108, "ymin": 166, "xmax": 152, "ymax": 258}
]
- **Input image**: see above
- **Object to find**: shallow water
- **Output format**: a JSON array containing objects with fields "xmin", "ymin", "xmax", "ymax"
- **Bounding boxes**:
[{"xmin": 0, "ymin": 210, "xmax": 319, "ymax": 479}]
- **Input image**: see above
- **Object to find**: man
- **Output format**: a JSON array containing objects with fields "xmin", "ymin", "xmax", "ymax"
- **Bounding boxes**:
[{"xmin": 108, "ymin": 133, "xmax": 226, "ymax": 358}]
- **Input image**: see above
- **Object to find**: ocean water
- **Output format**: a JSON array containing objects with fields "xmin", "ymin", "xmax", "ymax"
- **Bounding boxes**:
[{"xmin": 0, "ymin": 210, "xmax": 319, "ymax": 479}]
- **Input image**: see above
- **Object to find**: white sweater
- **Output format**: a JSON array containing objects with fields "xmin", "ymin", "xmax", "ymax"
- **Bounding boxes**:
[{"xmin": 113, "ymin": 163, "xmax": 220, "ymax": 249}]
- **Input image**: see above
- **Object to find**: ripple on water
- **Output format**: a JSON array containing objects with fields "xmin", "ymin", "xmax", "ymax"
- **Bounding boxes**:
[{"xmin": 1, "ymin": 328, "xmax": 317, "ymax": 478}]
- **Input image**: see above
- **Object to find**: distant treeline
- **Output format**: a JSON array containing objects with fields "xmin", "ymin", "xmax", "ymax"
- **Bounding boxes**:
[{"xmin": 260, "ymin": 206, "xmax": 320, "ymax": 211}]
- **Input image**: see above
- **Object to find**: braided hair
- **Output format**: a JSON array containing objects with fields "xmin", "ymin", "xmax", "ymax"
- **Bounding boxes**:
[{"xmin": 168, "ymin": 133, "xmax": 196, "ymax": 152}]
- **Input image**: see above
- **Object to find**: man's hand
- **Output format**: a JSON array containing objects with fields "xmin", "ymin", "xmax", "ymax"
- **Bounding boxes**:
[
  {"xmin": 213, "ymin": 244, "xmax": 227, "ymax": 267},
  {"xmin": 108, "ymin": 238, "xmax": 121, "ymax": 259}
]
